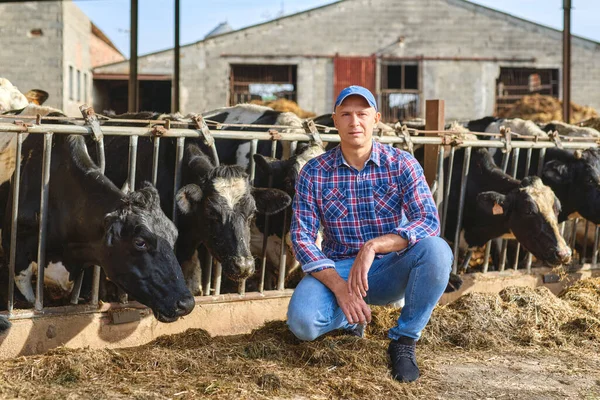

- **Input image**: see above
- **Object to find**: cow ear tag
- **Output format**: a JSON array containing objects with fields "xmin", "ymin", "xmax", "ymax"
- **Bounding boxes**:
[{"xmin": 492, "ymin": 203, "xmax": 503, "ymax": 215}]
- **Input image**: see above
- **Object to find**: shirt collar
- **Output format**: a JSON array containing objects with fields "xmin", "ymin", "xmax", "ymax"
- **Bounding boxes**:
[{"xmin": 332, "ymin": 140, "xmax": 382, "ymax": 169}]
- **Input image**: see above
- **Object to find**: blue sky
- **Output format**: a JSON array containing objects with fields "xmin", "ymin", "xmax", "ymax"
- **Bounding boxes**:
[{"xmin": 75, "ymin": 0, "xmax": 600, "ymax": 57}]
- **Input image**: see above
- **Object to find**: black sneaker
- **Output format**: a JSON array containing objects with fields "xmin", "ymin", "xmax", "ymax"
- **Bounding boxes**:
[
  {"xmin": 344, "ymin": 323, "xmax": 366, "ymax": 338},
  {"xmin": 387, "ymin": 337, "xmax": 419, "ymax": 382}
]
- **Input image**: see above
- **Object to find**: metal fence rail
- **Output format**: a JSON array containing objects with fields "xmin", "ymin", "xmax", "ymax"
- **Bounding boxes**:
[{"xmin": 0, "ymin": 115, "xmax": 598, "ymax": 321}]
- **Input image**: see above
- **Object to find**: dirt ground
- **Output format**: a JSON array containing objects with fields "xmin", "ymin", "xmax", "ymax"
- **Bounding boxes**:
[{"xmin": 0, "ymin": 280, "xmax": 599, "ymax": 399}]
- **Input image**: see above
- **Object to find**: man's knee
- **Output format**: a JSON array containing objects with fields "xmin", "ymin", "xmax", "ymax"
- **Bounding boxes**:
[
  {"xmin": 287, "ymin": 306, "xmax": 321, "ymax": 341},
  {"xmin": 414, "ymin": 236, "xmax": 453, "ymax": 273}
]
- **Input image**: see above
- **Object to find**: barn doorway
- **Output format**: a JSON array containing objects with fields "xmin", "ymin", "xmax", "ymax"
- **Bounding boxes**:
[
  {"xmin": 229, "ymin": 64, "xmax": 297, "ymax": 105},
  {"xmin": 93, "ymin": 74, "xmax": 172, "ymax": 114},
  {"xmin": 495, "ymin": 67, "xmax": 559, "ymax": 115}
]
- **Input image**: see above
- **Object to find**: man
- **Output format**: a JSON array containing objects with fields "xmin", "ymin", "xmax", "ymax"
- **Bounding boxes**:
[{"xmin": 287, "ymin": 85, "xmax": 452, "ymax": 383}]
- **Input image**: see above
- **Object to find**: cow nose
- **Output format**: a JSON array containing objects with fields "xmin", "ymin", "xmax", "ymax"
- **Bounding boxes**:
[
  {"xmin": 176, "ymin": 295, "xmax": 195, "ymax": 316},
  {"xmin": 556, "ymin": 248, "xmax": 572, "ymax": 264},
  {"xmin": 235, "ymin": 256, "xmax": 255, "ymax": 278}
]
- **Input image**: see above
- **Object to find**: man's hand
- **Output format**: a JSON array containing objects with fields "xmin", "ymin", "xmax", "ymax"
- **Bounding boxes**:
[
  {"xmin": 347, "ymin": 242, "xmax": 376, "ymax": 298},
  {"xmin": 335, "ymin": 290, "xmax": 372, "ymax": 325}
]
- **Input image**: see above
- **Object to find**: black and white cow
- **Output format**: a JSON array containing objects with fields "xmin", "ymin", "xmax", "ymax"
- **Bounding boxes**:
[
  {"xmin": 443, "ymin": 147, "xmax": 571, "ymax": 268},
  {"xmin": 2, "ymin": 133, "xmax": 194, "ymax": 321},
  {"xmin": 203, "ymin": 104, "xmax": 303, "ymax": 169},
  {"xmin": 85, "ymin": 114, "xmax": 292, "ymax": 295}
]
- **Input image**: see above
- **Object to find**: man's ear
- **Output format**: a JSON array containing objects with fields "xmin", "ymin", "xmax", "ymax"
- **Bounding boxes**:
[{"xmin": 476, "ymin": 191, "xmax": 509, "ymax": 217}]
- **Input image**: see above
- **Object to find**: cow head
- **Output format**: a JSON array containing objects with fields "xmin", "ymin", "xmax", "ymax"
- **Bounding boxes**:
[
  {"xmin": 176, "ymin": 145, "xmax": 291, "ymax": 280},
  {"xmin": 476, "ymin": 176, "xmax": 571, "ymax": 266},
  {"xmin": 254, "ymin": 142, "xmax": 326, "ymax": 198},
  {"xmin": 541, "ymin": 148, "xmax": 600, "ymax": 224},
  {"xmin": 102, "ymin": 182, "xmax": 195, "ymax": 322}
]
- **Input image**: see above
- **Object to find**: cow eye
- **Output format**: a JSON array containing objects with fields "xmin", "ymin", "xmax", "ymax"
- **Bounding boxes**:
[{"xmin": 134, "ymin": 238, "xmax": 147, "ymax": 250}]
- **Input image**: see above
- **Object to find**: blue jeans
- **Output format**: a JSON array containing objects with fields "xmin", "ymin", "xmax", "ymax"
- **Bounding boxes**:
[{"xmin": 287, "ymin": 236, "xmax": 452, "ymax": 341}]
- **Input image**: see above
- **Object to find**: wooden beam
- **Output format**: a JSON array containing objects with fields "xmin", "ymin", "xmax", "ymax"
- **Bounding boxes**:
[{"xmin": 424, "ymin": 99, "xmax": 444, "ymax": 185}]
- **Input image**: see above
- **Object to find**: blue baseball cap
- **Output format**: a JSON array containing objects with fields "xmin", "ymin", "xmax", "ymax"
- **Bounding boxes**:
[{"xmin": 334, "ymin": 85, "xmax": 378, "ymax": 111}]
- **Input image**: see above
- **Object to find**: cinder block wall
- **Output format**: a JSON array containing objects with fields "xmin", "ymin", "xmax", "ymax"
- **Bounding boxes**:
[{"xmin": 0, "ymin": 2, "xmax": 64, "ymax": 111}]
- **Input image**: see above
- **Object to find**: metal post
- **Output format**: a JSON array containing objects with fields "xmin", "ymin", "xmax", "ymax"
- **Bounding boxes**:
[
  {"xmin": 128, "ymin": 135, "xmax": 138, "ymax": 191},
  {"xmin": 593, "ymin": 226, "xmax": 600, "ymax": 267},
  {"xmin": 452, "ymin": 147, "xmax": 471, "ymax": 274},
  {"xmin": 482, "ymin": 241, "xmax": 492, "ymax": 273},
  {"xmin": 8, "ymin": 133, "xmax": 24, "ymax": 313},
  {"xmin": 213, "ymin": 262, "xmax": 222, "ymax": 296},
  {"xmin": 96, "ymin": 138, "xmax": 106, "ymax": 173},
  {"xmin": 203, "ymin": 253, "xmax": 212, "ymax": 296},
  {"xmin": 249, "ymin": 139, "xmax": 258, "ymax": 184},
  {"xmin": 173, "ymin": 0, "xmax": 180, "ymax": 112},
  {"xmin": 582, "ymin": 221, "xmax": 589, "ymax": 263},
  {"xmin": 172, "ymin": 137, "xmax": 185, "ymax": 223},
  {"xmin": 152, "ymin": 137, "xmax": 161, "ymax": 186},
  {"xmin": 128, "ymin": 0, "xmax": 139, "ymax": 112},
  {"xmin": 36, "ymin": 133, "xmax": 53, "ymax": 312},
  {"xmin": 277, "ymin": 208, "xmax": 289, "ymax": 291},
  {"xmin": 440, "ymin": 147, "xmax": 455, "ymax": 236},
  {"xmin": 563, "ymin": 0, "xmax": 572, "ymax": 122},
  {"xmin": 509, "ymin": 148, "xmax": 520, "ymax": 270}
]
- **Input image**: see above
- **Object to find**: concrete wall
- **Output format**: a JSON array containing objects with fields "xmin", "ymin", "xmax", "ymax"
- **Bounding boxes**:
[
  {"xmin": 90, "ymin": 33, "xmax": 125, "ymax": 68},
  {"xmin": 62, "ymin": 1, "xmax": 93, "ymax": 116},
  {"xmin": 93, "ymin": 0, "xmax": 600, "ymax": 119},
  {"xmin": 0, "ymin": 2, "xmax": 64, "ymax": 111}
]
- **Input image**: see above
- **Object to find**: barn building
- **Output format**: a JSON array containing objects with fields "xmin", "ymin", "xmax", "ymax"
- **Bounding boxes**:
[{"xmin": 92, "ymin": 0, "xmax": 600, "ymax": 121}]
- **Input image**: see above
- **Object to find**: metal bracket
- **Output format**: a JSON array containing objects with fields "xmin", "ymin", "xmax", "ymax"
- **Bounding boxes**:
[
  {"xmin": 13, "ymin": 120, "xmax": 32, "ymax": 129},
  {"xmin": 441, "ymin": 134, "xmax": 464, "ymax": 147},
  {"xmin": 191, "ymin": 114, "xmax": 215, "ymax": 148},
  {"xmin": 302, "ymin": 119, "xmax": 323, "ymax": 147},
  {"xmin": 548, "ymin": 130, "xmax": 564, "ymax": 149},
  {"xmin": 500, "ymin": 126, "xmax": 512, "ymax": 154},
  {"xmin": 268, "ymin": 128, "xmax": 282, "ymax": 141},
  {"xmin": 394, "ymin": 123, "xmax": 414, "ymax": 153},
  {"xmin": 151, "ymin": 125, "xmax": 168, "ymax": 137},
  {"xmin": 79, "ymin": 104, "xmax": 104, "ymax": 142}
]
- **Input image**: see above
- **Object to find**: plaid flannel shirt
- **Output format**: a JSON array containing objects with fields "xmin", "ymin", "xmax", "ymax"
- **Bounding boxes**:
[{"xmin": 290, "ymin": 140, "xmax": 440, "ymax": 274}]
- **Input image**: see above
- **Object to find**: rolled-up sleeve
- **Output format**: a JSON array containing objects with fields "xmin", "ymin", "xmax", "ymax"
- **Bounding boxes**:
[
  {"xmin": 390, "ymin": 154, "xmax": 440, "ymax": 249},
  {"xmin": 290, "ymin": 165, "xmax": 335, "ymax": 274}
]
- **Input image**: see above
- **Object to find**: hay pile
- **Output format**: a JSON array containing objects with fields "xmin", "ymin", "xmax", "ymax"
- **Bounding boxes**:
[
  {"xmin": 250, "ymin": 98, "xmax": 316, "ymax": 118},
  {"xmin": 498, "ymin": 94, "xmax": 598, "ymax": 123},
  {"xmin": 0, "ymin": 279, "xmax": 599, "ymax": 399}
]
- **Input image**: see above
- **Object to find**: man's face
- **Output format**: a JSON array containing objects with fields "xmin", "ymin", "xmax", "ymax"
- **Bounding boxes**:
[{"xmin": 332, "ymin": 95, "xmax": 381, "ymax": 151}]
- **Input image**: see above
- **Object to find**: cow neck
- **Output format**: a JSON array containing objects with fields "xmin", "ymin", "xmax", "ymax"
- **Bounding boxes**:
[
  {"xmin": 60, "ymin": 136, "xmax": 125, "ymax": 264},
  {"xmin": 472, "ymin": 149, "xmax": 520, "ymax": 194}
]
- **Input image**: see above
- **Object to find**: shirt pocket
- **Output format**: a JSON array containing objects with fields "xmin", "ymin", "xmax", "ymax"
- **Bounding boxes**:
[
  {"xmin": 373, "ymin": 184, "xmax": 401, "ymax": 216},
  {"xmin": 322, "ymin": 187, "xmax": 348, "ymax": 220}
]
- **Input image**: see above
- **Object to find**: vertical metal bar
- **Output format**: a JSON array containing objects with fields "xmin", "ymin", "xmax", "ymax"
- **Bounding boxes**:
[
  {"xmin": 593, "ymin": 226, "xmax": 600, "ymax": 267},
  {"xmin": 238, "ymin": 279, "xmax": 246, "ymax": 295},
  {"xmin": 213, "ymin": 262, "xmax": 222, "ymax": 296},
  {"xmin": 536, "ymin": 148, "xmax": 547, "ymax": 177},
  {"xmin": 434, "ymin": 145, "xmax": 445, "ymax": 207},
  {"xmin": 500, "ymin": 151, "xmax": 510, "ymax": 173},
  {"xmin": 91, "ymin": 266, "xmax": 101, "ymax": 306},
  {"xmin": 452, "ymin": 147, "xmax": 471, "ymax": 274},
  {"xmin": 560, "ymin": 221, "xmax": 566, "ymax": 237},
  {"xmin": 524, "ymin": 148, "xmax": 532, "ymax": 179},
  {"xmin": 498, "ymin": 240, "xmax": 508, "ymax": 272},
  {"xmin": 128, "ymin": 135, "xmax": 138, "ymax": 191},
  {"xmin": 277, "ymin": 208, "xmax": 289, "ymax": 291},
  {"xmin": 582, "ymin": 221, "xmax": 590, "ymax": 263},
  {"xmin": 249, "ymin": 139, "xmax": 258, "ymax": 184},
  {"xmin": 203, "ymin": 253, "xmax": 212, "ymax": 296},
  {"xmin": 69, "ymin": 271, "xmax": 85, "ymax": 305},
  {"xmin": 35, "ymin": 133, "xmax": 53, "ymax": 312},
  {"xmin": 525, "ymin": 253, "xmax": 533, "ymax": 273},
  {"xmin": 152, "ymin": 137, "xmax": 160, "ymax": 186},
  {"xmin": 570, "ymin": 218, "xmax": 578, "ymax": 251},
  {"xmin": 563, "ymin": 0, "xmax": 572, "ymax": 122},
  {"xmin": 290, "ymin": 141, "xmax": 298, "ymax": 157},
  {"xmin": 128, "ymin": 0, "xmax": 139, "ymax": 112},
  {"xmin": 259, "ymin": 173, "xmax": 275, "ymax": 293},
  {"xmin": 8, "ymin": 133, "xmax": 24, "ymax": 313},
  {"xmin": 172, "ymin": 137, "xmax": 185, "ymax": 223},
  {"xmin": 271, "ymin": 139, "xmax": 277, "ymax": 158},
  {"xmin": 509, "ymin": 148, "xmax": 520, "ymax": 270},
  {"xmin": 482, "ymin": 241, "xmax": 492, "ymax": 273},
  {"xmin": 440, "ymin": 147, "xmax": 455, "ymax": 236},
  {"xmin": 173, "ymin": 0, "xmax": 180, "ymax": 112},
  {"xmin": 96, "ymin": 138, "xmax": 106, "ymax": 173}
]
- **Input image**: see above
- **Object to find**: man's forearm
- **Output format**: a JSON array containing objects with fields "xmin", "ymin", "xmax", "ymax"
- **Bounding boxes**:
[
  {"xmin": 311, "ymin": 268, "xmax": 347, "ymax": 297},
  {"xmin": 365, "ymin": 233, "xmax": 409, "ymax": 254}
]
